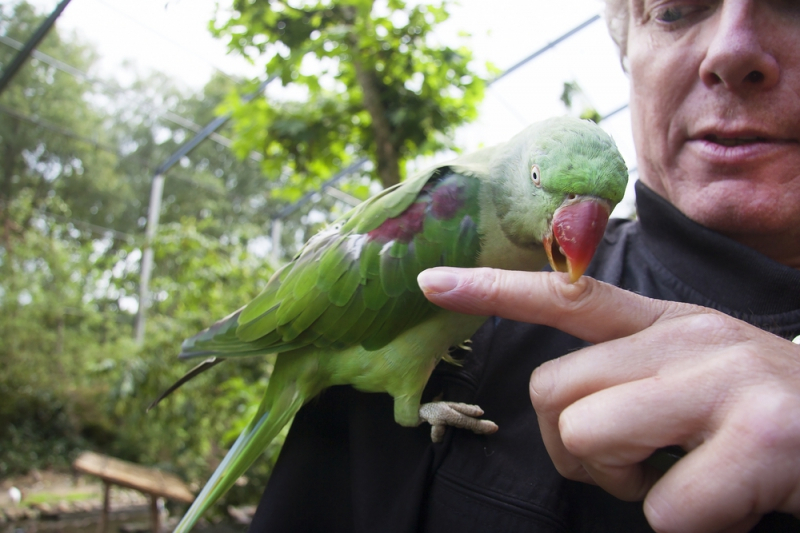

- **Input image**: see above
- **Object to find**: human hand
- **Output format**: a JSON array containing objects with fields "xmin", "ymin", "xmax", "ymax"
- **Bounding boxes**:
[{"xmin": 418, "ymin": 267, "xmax": 800, "ymax": 533}]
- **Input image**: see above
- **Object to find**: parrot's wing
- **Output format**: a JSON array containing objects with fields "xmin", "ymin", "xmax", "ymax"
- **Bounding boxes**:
[
  {"xmin": 337, "ymin": 143, "xmax": 495, "ymax": 235},
  {"xmin": 180, "ymin": 167, "xmax": 485, "ymax": 359}
]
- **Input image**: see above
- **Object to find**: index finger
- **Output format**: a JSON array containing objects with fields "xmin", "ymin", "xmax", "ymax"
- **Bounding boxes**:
[{"xmin": 417, "ymin": 267, "xmax": 684, "ymax": 344}]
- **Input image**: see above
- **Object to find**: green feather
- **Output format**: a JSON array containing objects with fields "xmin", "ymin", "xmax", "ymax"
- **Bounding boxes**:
[
  {"xmin": 275, "ymin": 252, "xmax": 317, "ymax": 301},
  {"xmin": 320, "ymin": 290, "xmax": 368, "ymax": 347},
  {"xmin": 358, "ymin": 238, "xmax": 382, "ymax": 280},
  {"xmin": 327, "ymin": 263, "xmax": 362, "ymax": 307},
  {"xmin": 361, "ymin": 291, "xmax": 430, "ymax": 351},
  {"xmin": 389, "ymin": 241, "xmax": 408, "ymax": 258},
  {"xmin": 278, "ymin": 291, "xmax": 331, "ymax": 342},
  {"xmin": 379, "ymin": 251, "xmax": 406, "ymax": 297},
  {"xmin": 412, "ymin": 233, "xmax": 443, "ymax": 270},
  {"xmin": 276, "ymin": 289, "xmax": 318, "ymax": 327},
  {"xmin": 362, "ymin": 276, "xmax": 389, "ymax": 311},
  {"xmin": 422, "ymin": 210, "xmax": 450, "ymax": 244},
  {"xmin": 238, "ymin": 267, "xmax": 286, "ymax": 325},
  {"xmin": 273, "ymin": 328, "xmax": 323, "ymax": 351},
  {"xmin": 316, "ymin": 237, "xmax": 351, "ymax": 291},
  {"xmin": 235, "ymin": 304, "xmax": 280, "ymax": 343},
  {"xmin": 399, "ymin": 241, "xmax": 423, "ymax": 292},
  {"xmin": 354, "ymin": 294, "xmax": 398, "ymax": 350},
  {"xmin": 328, "ymin": 291, "xmax": 382, "ymax": 347},
  {"xmin": 342, "ymin": 171, "xmax": 432, "ymax": 234},
  {"xmin": 447, "ymin": 216, "xmax": 481, "ymax": 267},
  {"xmin": 310, "ymin": 295, "xmax": 360, "ymax": 347}
]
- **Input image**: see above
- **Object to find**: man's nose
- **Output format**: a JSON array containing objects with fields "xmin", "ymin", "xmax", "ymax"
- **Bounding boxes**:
[{"xmin": 698, "ymin": 0, "xmax": 780, "ymax": 92}]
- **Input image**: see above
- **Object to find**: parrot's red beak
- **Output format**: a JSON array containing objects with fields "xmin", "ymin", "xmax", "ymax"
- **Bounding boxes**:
[{"xmin": 543, "ymin": 197, "xmax": 611, "ymax": 283}]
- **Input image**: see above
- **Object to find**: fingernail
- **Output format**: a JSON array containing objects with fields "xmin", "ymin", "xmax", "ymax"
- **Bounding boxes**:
[{"xmin": 418, "ymin": 268, "xmax": 461, "ymax": 294}]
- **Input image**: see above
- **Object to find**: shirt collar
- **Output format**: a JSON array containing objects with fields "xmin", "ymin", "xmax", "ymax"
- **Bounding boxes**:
[{"xmin": 635, "ymin": 180, "xmax": 800, "ymax": 316}]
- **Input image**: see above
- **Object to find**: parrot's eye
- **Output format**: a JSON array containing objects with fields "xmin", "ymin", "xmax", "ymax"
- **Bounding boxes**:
[{"xmin": 531, "ymin": 165, "xmax": 541, "ymax": 187}]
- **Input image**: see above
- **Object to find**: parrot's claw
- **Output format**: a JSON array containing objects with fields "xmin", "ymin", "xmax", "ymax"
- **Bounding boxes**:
[{"xmin": 418, "ymin": 401, "xmax": 498, "ymax": 443}]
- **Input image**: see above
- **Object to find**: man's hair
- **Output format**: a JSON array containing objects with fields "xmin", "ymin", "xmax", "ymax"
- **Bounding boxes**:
[{"xmin": 604, "ymin": 0, "xmax": 629, "ymax": 70}]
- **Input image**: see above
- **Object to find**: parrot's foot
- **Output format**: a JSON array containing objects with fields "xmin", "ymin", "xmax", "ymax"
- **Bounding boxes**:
[
  {"xmin": 418, "ymin": 401, "xmax": 498, "ymax": 443},
  {"xmin": 448, "ymin": 339, "xmax": 472, "ymax": 353},
  {"xmin": 444, "ymin": 339, "xmax": 472, "ymax": 366}
]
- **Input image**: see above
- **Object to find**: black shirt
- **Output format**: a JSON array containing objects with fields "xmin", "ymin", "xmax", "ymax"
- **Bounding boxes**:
[{"xmin": 249, "ymin": 181, "xmax": 800, "ymax": 532}]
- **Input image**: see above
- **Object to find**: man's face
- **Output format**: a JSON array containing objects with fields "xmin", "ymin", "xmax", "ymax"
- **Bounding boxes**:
[{"xmin": 627, "ymin": 0, "xmax": 800, "ymax": 264}]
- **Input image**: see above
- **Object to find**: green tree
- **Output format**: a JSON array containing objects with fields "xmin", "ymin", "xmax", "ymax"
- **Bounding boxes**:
[
  {"xmin": 560, "ymin": 80, "xmax": 601, "ymax": 124},
  {"xmin": 0, "ymin": 188, "xmax": 137, "ymax": 474},
  {"xmin": 101, "ymin": 216, "xmax": 279, "ymax": 500},
  {"xmin": 213, "ymin": 0, "xmax": 486, "ymax": 193},
  {"xmin": 0, "ymin": 1, "xmax": 135, "ymax": 474},
  {"xmin": 0, "ymin": 0, "xmax": 485, "ymax": 509},
  {"xmin": 0, "ymin": 1, "xmax": 128, "ymax": 241},
  {"xmin": 0, "ymin": 3, "xmax": 286, "ymax": 499}
]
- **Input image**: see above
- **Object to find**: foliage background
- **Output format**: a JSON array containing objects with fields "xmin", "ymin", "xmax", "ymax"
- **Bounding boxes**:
[{"xmin": 0, "ymin": 0, "xmax": 486, "ymax": 513}]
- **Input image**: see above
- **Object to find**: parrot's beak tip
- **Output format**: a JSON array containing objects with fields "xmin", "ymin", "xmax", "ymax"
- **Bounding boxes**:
[
  {"xmin": 545, "ymin": 197, "xmax": 611, "ymax": 283},
  {"xmin": 566, "ymin": 261, "xmax": 588, "ymax": 283},
  {"xmin": 543, "ymin": 233, "xmax": 584, "ymax": 283}
]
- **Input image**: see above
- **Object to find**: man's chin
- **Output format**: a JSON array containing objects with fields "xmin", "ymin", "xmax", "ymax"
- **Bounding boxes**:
[{"xmin": 645, "ymin": 172, "xmax": 799, "ymax": 237}]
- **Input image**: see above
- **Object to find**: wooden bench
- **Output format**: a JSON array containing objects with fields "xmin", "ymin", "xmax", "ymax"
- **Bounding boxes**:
[{"xmin": 73, "ymin": 452, "xmax": 194, "ymax": 533}]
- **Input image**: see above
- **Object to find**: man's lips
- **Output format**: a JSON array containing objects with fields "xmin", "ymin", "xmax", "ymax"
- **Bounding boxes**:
[
  {"xmin": 701, "ymin": 134, "xmax": 796, "ymax": 144},
  {"xmin": 686, "ymin": 129, "xmax": 799, "ymax": 163},
  {"xmin": 690, "ymin": 126, "xmax": 798, "ymax": 146},
  {"xmin": 703, "ymin": 134, "xmax": 770, "ymax": 146}
]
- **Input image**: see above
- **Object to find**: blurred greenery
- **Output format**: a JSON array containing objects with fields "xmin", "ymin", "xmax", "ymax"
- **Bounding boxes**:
[
  {"xmin": 213, "ymin": 0, "xmax": 487, "ymax": 193},
  {"xmin": 22, "ymin": 491, "xmax": 97, "ymax": 506},
  {"xmin": 0, "ymin": 0, "xmax": 484, "ymax": 514},
  {"xmin": 560, "ymin": 80, "xmax": 601, "ymax": 124},
  {"xmin": 0, "ymin": 1, "xmax": 286, "ymax": 509}
]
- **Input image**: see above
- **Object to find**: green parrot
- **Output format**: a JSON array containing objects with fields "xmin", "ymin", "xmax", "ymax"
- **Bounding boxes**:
[{"xmin": 166, "ymin": 116, "xmax": 628, "ymax": 532}]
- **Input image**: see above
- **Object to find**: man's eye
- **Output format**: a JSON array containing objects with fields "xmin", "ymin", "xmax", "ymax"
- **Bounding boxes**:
[
  {"xmin": 650, "ymin": 4, "xmax": 710, "ymax": 26},
  {"xmin": 655, "ymin": 7, "xmax": 685, "ymax": 22}
]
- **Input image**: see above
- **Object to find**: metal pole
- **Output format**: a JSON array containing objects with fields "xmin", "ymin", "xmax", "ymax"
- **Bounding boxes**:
[
  {"xmin": 266, "ymin": 156, "xmax": 369, "ymax": 263},
  {"xmin": 0, "ymin": 0, "xmax": 73, "ymax": 95},
  {"xmin": 274, "ymin": 157, "xmax": 369, "ymax": 220},
  {"xmin": 271, "ymin": 218, "xmax": 283, "ymax": 263},
  {"xmin": 601, "ymin": 103, "xmax": 629, "ymax": 122},
  {"xmin": 135, "ymin": 173, "xmax": 164, "ymax": 343},
  {"xmin": 487, "ymin": 14, "xmax": 601, "ymax": 88},
  {"xmin": 134, "ymin": 76, "xmax": 275, "ymax": 343}
]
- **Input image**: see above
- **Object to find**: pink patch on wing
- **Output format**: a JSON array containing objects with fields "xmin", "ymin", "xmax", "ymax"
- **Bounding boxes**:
[
  {"xmin": 431, "ymin": 182, "xmax": 465, "ymax": 219},
  {"xmin": 367, "ymin": 201, "xmax": 427, "ymax": 243}
]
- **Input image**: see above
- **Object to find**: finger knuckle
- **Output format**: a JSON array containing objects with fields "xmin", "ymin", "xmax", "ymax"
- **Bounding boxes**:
[
  {"xmin": 546, "ymin": 274, "xmax": 596, "ymax": 310},
  {"xmin": 552, "ymin": 459, "xmax": 589, "ymax": 482},
  {"xmin": 731, "ymin": 390, "xmax": 800, "ymax": 455},
  {"xmin": 467, "ymin": 267, "xmax": 505, "ymax": 305},
  {"xmin": 727, "ymin": 344, "xmax": 767, "ymax": 375},
  {"xmin": 676, "ymin": 310, "xmax": 742, "ymax": 341},
  {"xmin": 702, "ymin": 337, "xmax": 770, "ymax": 383},
  {"xmin": 529, "ymin": 359, "xmax": 564, "ymax": 414},
  {"xmin": 558, "ymin": 410, "xmax": 592, "ymax": 459},
  {"xmin": 541, "ymin": 275, "xmax": 601, "ymax": 330}
]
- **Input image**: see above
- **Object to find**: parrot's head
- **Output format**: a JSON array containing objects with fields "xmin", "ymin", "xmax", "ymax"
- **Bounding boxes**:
[{"xmin": 490, "ymin": 116, "xmax": 628, "ymax": 282}]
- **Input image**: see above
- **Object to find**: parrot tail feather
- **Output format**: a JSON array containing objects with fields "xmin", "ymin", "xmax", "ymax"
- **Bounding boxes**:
[
  {"xmin": 147, "ymin": 357, "xmax": 225, "ymax": 411},
  {"xmin": 171, "ymin": 390, "xmax": 305, "ymax": 533}
]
